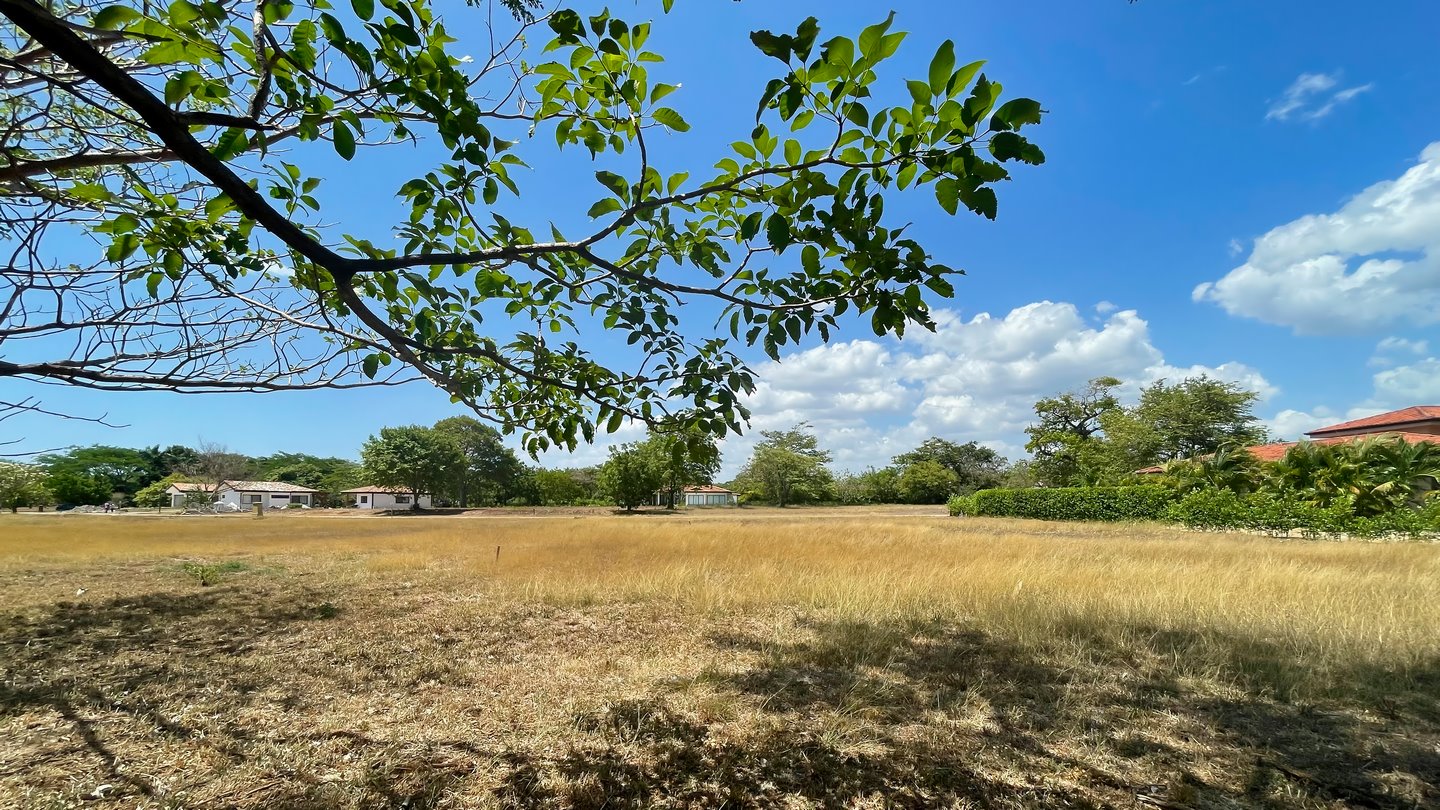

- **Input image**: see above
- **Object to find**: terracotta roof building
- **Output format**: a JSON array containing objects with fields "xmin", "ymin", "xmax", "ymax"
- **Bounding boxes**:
[{"xmin": 1137, "ymin": 405, "xmax": 1440, "ymax": 473}]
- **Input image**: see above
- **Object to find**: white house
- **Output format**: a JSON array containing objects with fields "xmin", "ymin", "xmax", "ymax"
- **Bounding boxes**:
[
  {"xmin": 653, "ymin": 485, "xmax": 739, "ymax": 507},
  {"xmin": 166, "ymin": 480, "xmax": 318, "ymax": 509},
  {"xmin": 341, "ymin": 485, "xmax": 432, "ymax": 510},
  {"xmin": 164, "ymin": 481, "xmax": 214, "ymax": 508}
]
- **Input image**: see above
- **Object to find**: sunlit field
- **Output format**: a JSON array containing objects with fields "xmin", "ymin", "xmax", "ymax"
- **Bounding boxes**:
[{"xmin": 3, "ymin": 509, "xmax": 1437, "ymax": 808}]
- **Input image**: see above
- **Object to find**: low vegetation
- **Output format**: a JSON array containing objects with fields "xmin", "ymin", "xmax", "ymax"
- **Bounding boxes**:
[{"xmin": 2, "ymin": 511, "xmax": 1437, "ymax": 808}]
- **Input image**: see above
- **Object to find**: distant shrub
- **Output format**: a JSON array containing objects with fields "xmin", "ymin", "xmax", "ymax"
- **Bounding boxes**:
[
  {"xmin": 1166, "ymin": 489, "xmax": 1434, "ymax": 539},
  {"xmin": 946, "ymin": 494, "xmax": 976, "ymax": 516},
  {"xmin": 968, "ymin": 486, "xmax": 1175, "ymax": 522},
  {"xmin": 1163, "ymin": 488, "xmax": 1246, "ymax": 531}
]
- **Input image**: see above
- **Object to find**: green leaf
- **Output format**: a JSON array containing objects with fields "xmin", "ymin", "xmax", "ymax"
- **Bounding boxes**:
[
  {"xmin": 332, "ymin": 121, "xmax": 356, "ymax": 160},
  {"xmin": 821, "ymin": 36, "xmax": 854, "ymax": 69},
  {"xmin": 739, "ymin": 211, "xmax": 762, "ymax": 241},
  {"xmin": 948, "ymin": 60, "xmax": 985, "ymax": 98},
  {"xmin": 212, "ymin": 127, "xmax": 249, "ymax": 160},
  {"xmin": 929, "ymin": 40, "xmax": 955, "ymax": 96},
  {"xmin": 652, "ymin": 107, "xmax": 690, "ymax": 131},
  {"xmin": 959, "ymin": 186, "xmax": 998, "ymax": 219},
  {"xmin": 650, "ymin": 83, "xmax": 679, "ymax": 103},
  {"xmin": 783, "ymin": 139, "xmax": 801, "ymax": 165},
  {"xmin": 906, "ymin": 79, "xmax": 930, "ymax": 105},
  {"xmin": 935, "ymin": 178, "xmax": 959, "ymax": 215},
  {"xmin": 362, "ymin": 354, "xmax": 380, "ymax": 379},
  {"xmin": 594, "ymin": 170, "xmax": 629, "ymax": 199},
  {"xmin": 990, "ymin": 97, "xmax": 1044, "ymax": 131},
  {"xmin": 765, "ymin": 213, "xmax": 791, "ymax": 252},
  {"xmin": 587, "ymin": 198, "xmax": 624, "ymax": 218},
  {"xmin": 350, "ymin": 0, "xmax": 374, "ymax": 21},
  {"xmin": 857, "ymin": 12, "xmax": 895, "ymax": 60},
  {"xmin": 749, "ymin": 29, "xmax": 792, "ymax": 62},
  {"xmin": 93, "ymin": 5, "xmax": 139, "ymax": 30},
  {"xmin": 146, "ymin": 272, "xmax": 163, "ymax": 298},
  {"xmin": 989, "ymin": 132, "xmax": 1045, "ymax": 164}
]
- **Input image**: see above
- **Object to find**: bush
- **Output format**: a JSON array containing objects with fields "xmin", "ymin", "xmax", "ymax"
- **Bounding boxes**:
[
  {"xmin": 1165, "ymin": 489, "xmax": 1435, "ymax": 539},
  {"xmin": 968, "ymin": 486, "xmax": 1175, "ymax": 522},
  {"xmin": 1163, "ymin": 488, "xmax": 1246, "ymax": 531},
  {"xmin": 946, "ymin": 494, "xmax": 976, "ymax": 516}
]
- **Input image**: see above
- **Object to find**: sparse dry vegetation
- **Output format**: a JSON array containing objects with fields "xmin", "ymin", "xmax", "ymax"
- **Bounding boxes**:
[{"xmin": 2, "ymin": 509, "xmax": 1437, "ymax": 808}]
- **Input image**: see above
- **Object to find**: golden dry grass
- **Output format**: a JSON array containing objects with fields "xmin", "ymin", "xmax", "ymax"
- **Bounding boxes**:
[{"xmin": 2, "ymin": 510, "xmax": 1437, "ymax": 808}]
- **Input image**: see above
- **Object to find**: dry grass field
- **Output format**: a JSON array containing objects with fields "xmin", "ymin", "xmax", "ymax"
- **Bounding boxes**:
[{"xmin": 1, "ymin": 508, "xmax": 1437, "ymax": 809}]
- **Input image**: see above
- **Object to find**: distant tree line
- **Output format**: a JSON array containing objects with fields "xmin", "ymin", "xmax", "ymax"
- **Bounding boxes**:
[{"xmin": 0, "ymin": 373, "xmax": 1281, "ymax": 512}]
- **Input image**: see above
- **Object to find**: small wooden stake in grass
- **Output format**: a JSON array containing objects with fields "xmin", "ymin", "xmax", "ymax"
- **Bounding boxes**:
[
  {"xmin": 494, "ymin": 545, "xmax": 501, "ymax": 569},
  {"xmin": 253, "ymin": 503, "xmax": 263, "ymax": 519}
]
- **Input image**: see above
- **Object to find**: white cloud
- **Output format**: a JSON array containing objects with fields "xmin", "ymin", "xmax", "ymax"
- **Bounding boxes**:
[
  {"xmin": 1194, "ymin": 142, "xmax": 1440, "ymax": 334},
  {"xmin": 1265, "ymin": 408, "xmax": 1339, "ymax": 442},
  {"xmin": 1227, "ymin": 238, "xmax": 1245, "ymax": 257},
  {"xmin": 718, "ymin": 301, "xmax": 1273, "ymax": 476},
  {"xmin": 1376, "ymin": 336, "xmax": 1429, "ymax": 356},
  {"xmin": 1266, "ymin": 71, "xmax": 1371, "ymax": 121},
  {"xmin": 1372, "ymin": 357, "xmax": 1440, "ymax": 404}
]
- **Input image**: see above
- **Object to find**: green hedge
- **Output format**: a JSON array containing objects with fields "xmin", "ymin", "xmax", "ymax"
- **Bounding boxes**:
[
  {"xmin": 1165, "ymin": 489, "xmax": 1440, "ymax": 538},
  {"xmin": 967, "ymin": 485, "xmax": 1176, "ymax": 522}
]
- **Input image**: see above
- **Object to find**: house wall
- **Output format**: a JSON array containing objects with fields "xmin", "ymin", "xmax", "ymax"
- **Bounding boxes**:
[
  {"xmin": 683, "ymin": 492, "xmax": 736, "ymax": 506},
  {"xmin": 352, "ymin": 492, "xmax": 432, "ymax": 509},
  {"xmin": 216, "ymin": 489, "xmax": 313, "ymax": 508}
]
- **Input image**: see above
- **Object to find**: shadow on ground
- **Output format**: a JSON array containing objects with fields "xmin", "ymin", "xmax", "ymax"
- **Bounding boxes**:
[{"xmin": 3, "ymin": 588, "xmax": 1437, "ymax": 809}]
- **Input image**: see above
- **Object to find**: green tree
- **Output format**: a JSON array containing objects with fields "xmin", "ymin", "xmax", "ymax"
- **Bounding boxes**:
[
  {"xmin": 37, "ymin": 445, "xmax": 154, "ymax": 496},
  {"xmin": 898, "ymin": 459, "xmax": 961, "ymax": 503},
  {"xmin": 1024, "ymin": 377, "xmax": 1123, "ymax": 486},
  {"xmin": 893, "ymin": 438, "xmax": 1005, "ymax": 493},
  {"xmin": 0, "ymin": 2, "xmax": 1043, "ymax": 451},
  {"xmin": 733, "ymin": 423, "xmax": 834, "ymax": 506},
  {"xmin": 360, "ymin": 426, "xmax": 463, "ymax": 509},
  {"xmin": 641, "ymin": 428, "xmax": 721, "ymax": 509},
  {"xmin": 597, "ymin": 444, "xmax": 663, "ymax": 511},
  {"xmin": 132, "ymin": 473, "xmax": 194, "ymax": 508},
  {"xmin": 44, "ymin": 470, "xmax": 112, "ymax": 505},
  {"xmin": 432, "ymin": 416, "xmax": 525, "ymax": 506},
  {"xmin": 0, "ymin": 462, "xmax": 51, "ymax": 512},
  {"xmin": 1160, "ymin": 444, "xmax": 1262, "ymax": 496},
  {"xmin": 535, "ymin": 469, "xmax": 583, "ymax": 506},
  {"xmin": 1114, "ymin": 376, "xmax": 1267, "ymax": 464},
  {"xmin": 139, "ymin": 444, "xmax": 201, "ymax": 480}
]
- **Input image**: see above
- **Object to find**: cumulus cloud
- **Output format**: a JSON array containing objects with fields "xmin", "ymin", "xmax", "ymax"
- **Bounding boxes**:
[
  {"xmin": 1372, "ymin": 357, "xmax": 1440, "ymax": 404},
  {"xmin": 1265, "ymin": 72, "xmax": 1372, "ymax": 122},
  {"xmin": 716, "ymin": 302, "xmax": 1273, "ymax": 476},
  {"xmin": 1193, "ymin": 142, "xmax": 1440, "ymax": 334}
]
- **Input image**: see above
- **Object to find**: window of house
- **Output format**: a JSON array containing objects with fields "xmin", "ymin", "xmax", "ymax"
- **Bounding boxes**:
[
  {"xmin": 394, "ymin": 495, "xmax": 412, "ymax": 504},
  {"xmin": 242, "ymin": 494, "xmax": 263, "ymax": 505},
  {"xmin": 359, "ymin": 495, "xmax": 369, "ymax": 504}
]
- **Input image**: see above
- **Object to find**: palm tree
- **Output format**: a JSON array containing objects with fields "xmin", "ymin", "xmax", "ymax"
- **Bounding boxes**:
[{"xmin": 1357, "ymin": 437, "xmax": 1440, "ymax": 509}]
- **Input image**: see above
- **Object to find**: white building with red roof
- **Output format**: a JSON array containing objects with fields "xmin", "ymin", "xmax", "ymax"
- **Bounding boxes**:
[{"xmin": 340, "ymin": 485, "xmax": 432, "ymax": 510}]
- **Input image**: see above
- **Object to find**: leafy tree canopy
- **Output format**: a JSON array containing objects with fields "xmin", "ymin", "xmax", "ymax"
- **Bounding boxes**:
[
  {"xmin": 0, "ymin": 461, "xmax": 52, "ymax": 511},
  {"xmin": 360, "ymin": 425, "xmax": 462, "ymax": 505},
  {"xmin": 597, "ymin": 443, "xmax": 662, "ymax": 511},
  {"xmin": 732, "ymin": 422, "xmax": 833, "ymax": 506},
  {"xmin": 893, "ymin": 437, "xmax": 1005, "ymax": 493},
  {"xmin": 0, "ymin": 0, "xmax": 1043, "ymax": 452},
  {"xmin": 432, "ymin": 415, "xmax": 526, "ymax": 506}
]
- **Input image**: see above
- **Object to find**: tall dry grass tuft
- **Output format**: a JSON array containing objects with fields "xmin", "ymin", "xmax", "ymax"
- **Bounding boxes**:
[{"xmin": 3, "ymin": 512, "xmax": 1437, "ymax": 701}]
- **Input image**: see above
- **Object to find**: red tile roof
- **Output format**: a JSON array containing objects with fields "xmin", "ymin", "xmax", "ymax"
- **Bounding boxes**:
[
  {"xmin": 681, "ymin": 485, "xmax": 735, "ymax": 493},
  {"xmin": 165, "ymin": 482, "xmax": 212, "ymax": 492},
  {"xmin": 221, "ymin": 480, "xmax": 319, "ymax": 493},
  {"xmin": 1307, "ymin": 406, "xmax": 1440, "ymax": 436},
  {"xmin": 1136, "ymin": 431, "xmax": 1439, "ymax": 473}
]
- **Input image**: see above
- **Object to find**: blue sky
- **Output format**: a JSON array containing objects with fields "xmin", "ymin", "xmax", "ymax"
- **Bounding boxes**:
[{"xmin": 5, "ymin": 0, "xmax": 1440, "ymax": 476}]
